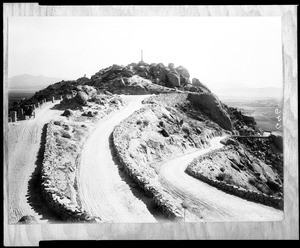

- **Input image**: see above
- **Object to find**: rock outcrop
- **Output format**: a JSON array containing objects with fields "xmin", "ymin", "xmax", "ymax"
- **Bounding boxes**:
[
  {"xmin": 12, "ymin": 61, "xmax": 215, "ymax": 112},
  {"xmin": 89, "ymin": 62, "xmax": 199, "ymax": 94},
  {"xmin": 187, "ymin": 92, "xmax": 232, "ymax": 131},
  {"xmin": 225, "ymin": 106, "xmax": 259, "ymax": 136},
  {"xmin": 191, "ymin": 78, "xmax": 211, "ymax": 93},
  {"xmin": 269, "ymin": 133, "xmax": 283, "ymax": 152},
  {"xmin": 175, "ymin": 66, "xmax": 190, "ymax": 78},
  {"xmin": 166, "ymin": 71, "xmax": 180, "ymax": 88},
  {"xmin": 75, "ymin": 91, "xmax": 89, "ymax": 105}
]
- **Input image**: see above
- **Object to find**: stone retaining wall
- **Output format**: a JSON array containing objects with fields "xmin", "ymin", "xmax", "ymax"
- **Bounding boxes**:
[
  {"xmin": 40, "ymin": 96, "xmax": 124, "ymax": 222},
  {"xmin": 40, "ymin": 122, "xmax": 97, "ymax": 222},
  {"xmin": 112, "ymin": 130, "xmax": 184, "ymax": 220},
  {"xmin": 112, "ymin": 107, "xmax": 222, "ymax": 220},
  {"xmin": 185, "ymin": 149, "xmax": 283, "ymax": 210}
]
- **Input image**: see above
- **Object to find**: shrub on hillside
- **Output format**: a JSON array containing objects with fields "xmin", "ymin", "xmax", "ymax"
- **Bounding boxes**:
[{"xmin": 216, "ymin": 172, "xmax": 234, "ymax": 184}]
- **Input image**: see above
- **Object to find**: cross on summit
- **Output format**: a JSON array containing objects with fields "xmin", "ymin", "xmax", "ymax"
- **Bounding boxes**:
[{"xmin": 140, "ymin": 50, "xmax": 143, "ymax": 62}]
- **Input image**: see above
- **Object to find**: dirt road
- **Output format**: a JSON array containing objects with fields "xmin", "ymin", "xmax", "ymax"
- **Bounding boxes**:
[
  {"xmin": 159, "ymin": 136, "xmax": 284, "ymax": 222},
  {"xmin": 7, "ymin": 102, "xmax": 63, "ymax": 223},
  {"xmin": 78, "ymin": 95, "xmax": 157, "ymax": 223}
]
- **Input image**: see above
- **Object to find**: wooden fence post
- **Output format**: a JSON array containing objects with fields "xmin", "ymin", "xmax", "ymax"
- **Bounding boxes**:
[{"xmin": 10, "ymin": 111, "xmax": 17, "ymax": 122}]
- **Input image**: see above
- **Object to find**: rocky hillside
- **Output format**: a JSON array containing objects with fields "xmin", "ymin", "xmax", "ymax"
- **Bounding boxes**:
[
  {"xmin": 188, "ymin": 139, "xmax": 283, "ymax": 198},
  {"xmin": 12, "ymin": 61, "xmax": 283, "ymax": 181},
  {"xmin": 10, "ymin": 61, "xmax": 283, "ymax": 219},
  {"xmin": 113, "ymin": 94, "xmax": 223, "ymax": 218},
  {"xmin": 11, "ymin": 61, "xmax": 213, "ymax": 111}
]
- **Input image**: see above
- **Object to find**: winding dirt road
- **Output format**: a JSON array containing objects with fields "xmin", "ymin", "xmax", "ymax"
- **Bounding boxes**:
[
  {"xmin": 78, "ymin": 95, "xmax": 157, "ymax": 223},
  {"xmin": 78, "ymin": 95, "xmax": 283, "ymax": 223},
  {"xmin": 7, "ymin": 102, "xmax": 63, "ymax": 223},
  {"xmin": 159, "ymin": 136, "xmax": 284, "ymax": 222}
]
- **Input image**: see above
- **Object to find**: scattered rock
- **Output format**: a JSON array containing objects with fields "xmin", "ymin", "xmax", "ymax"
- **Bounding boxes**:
[
  {"xmin": 54, "ymin": 120, "xmax": 62, "ymax": 126},
  {"xmin": 220, "ymin": 137, "xmax": 238, "ymax": 146},
  {"xmin": 62, "ymin": 109, "xmax": 73, "ymax": 117},
  {"xmin": 87, "ymin": 111, "xmax": 95, "ymax": 117},
  {"xmin": 61, "ymin": 131, "xmax": 71, "ymax": 139}
]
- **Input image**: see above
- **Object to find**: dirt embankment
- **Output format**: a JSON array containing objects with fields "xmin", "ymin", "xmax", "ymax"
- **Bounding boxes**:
[
  {"xmin": 40, "ymin": 94, "xmax": 124, "ymax": 222},
  {"xmin": 113, "ymin": 97, "xmax": 222, "ymax": 219}
]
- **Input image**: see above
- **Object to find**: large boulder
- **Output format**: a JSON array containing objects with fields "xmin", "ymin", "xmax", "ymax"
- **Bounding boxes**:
[
  {"xmin": 75, "ymin": 90, "xmax": 89, "ymax": 105},
  {"xmin": 187, "ymin": 93, "xmax": 232, "ymax": 131},
  {"xmin": 220, "ymin": 137, "xmax": 238, "ymax": 146},
  {"xmin": 110, "ymin": 64, "xmax": 124, "ymax": 72},
  {"xmin": 180, "ymin": 76, "xmax": 191, "ymax": 86},
  {"xmin": 166, "ymin": 71, "xmax": 180, "ymax": 88},
  {"xmin": 136, "ymin": 65, "xmax": 151, "ymax": 79},
  {"xmin": 192, "ymin": 78, "xmax": 211, "ymax": 93},
  {"xmin": 149, "ymin": 64, "xmax": 168, "ymax": 82},
  {"xmin": 175, "ymin": 66, "xmax": 190, "ymax": 78},
  {"xmin": 62, "ymin": 109, "xmax": 73, "ymax": 117},
  {"xmin": 112, "ymin": 78, "xmax": 126, "ymax": 88},
  {"xmin": 168, "ymin": 63, "xmax": 175, "ymax": 70},
  {"xmin": 120, "ymin": 69, "xmax": 134, "ymax": 77},
  {"xmin": 81, "ymin": 85, "xmax": 97, "ymax": 98},
  {"xmin": 92, "ymin": 77, "xmax": 103, "ymax": 87}
]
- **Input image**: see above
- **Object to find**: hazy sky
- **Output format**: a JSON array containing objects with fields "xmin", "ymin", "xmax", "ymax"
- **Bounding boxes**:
[{"xmin": 8, "ymin": 16, "xmax": 282, "ymax": 89}]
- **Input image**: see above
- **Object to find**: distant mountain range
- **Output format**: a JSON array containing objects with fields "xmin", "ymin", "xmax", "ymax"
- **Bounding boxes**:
[
  {"xmin": 8, "ymin": 74, "xmax": 67, "ymax": 92},
  {"xmin": 211, "ymin": 87, "xmax": 283, "ymax": 101}
]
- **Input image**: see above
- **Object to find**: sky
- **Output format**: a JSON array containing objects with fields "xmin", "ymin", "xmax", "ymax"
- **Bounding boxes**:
[{"xmin": 8, "ymin": 16, "xmax": 283, "ymax": 89}]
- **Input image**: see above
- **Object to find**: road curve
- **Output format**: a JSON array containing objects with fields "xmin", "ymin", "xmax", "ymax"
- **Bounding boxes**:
[
  {"xmin": 78, "ymin": 95, "xmax": 157, "ymax": 223},
  {"xmin": 158, "ymin": 136, "xmax": 284, "ymax": 222},
  {"xmin": 7, "ymin": 102, "xmax": 63, "ymax": 223}
]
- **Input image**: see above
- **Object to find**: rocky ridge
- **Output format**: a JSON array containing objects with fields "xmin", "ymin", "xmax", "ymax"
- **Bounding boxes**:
[{"xmin": 13, "ymin": 61, "xmax": 215, "ymax": 110}]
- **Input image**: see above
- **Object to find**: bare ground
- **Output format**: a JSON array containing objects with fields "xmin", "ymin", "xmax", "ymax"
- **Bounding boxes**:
[
  {"xmin": 77, "ymin": 95, "xmax": 159, "ymax": 223},
  {"xmin": 7, "ymin": 96, "xmax": 284, "ymax": 224},
  {"xmin": 7, "ymin": 102, "xmax": 64, "ymax": 223},
  {"xmin": 158, "ymin": 136, "xmax": 284, "ymax": 222},
  {"xmin": 78, "ymin": 95, "xmax": 283, "ymax": 223}
]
